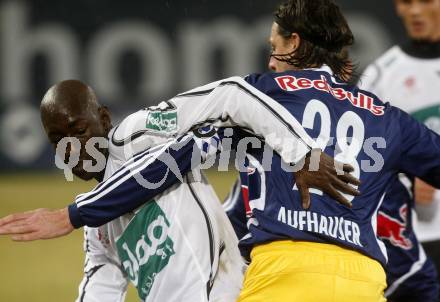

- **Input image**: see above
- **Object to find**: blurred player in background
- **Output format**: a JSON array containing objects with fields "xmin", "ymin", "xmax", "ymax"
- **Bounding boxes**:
[{"xmin": 360, "ymin": 0, "xmax": 440, "ymax": 300}]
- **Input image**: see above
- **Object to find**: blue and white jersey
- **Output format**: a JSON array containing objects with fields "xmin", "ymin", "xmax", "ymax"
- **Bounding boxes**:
[{"xmin": 68, "ymin": 69, "xmax": 440, "ymax": 268}]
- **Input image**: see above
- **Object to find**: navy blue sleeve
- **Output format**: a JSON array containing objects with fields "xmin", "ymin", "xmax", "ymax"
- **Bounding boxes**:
[
  {"xmin": 68, "ymin": 132, "xmax": 217, "ymax": 228},
  {"xmin": 243, "ymin": 73, "xmax": 263, "ymax": 86},
  {"xmin": 223, "ymin": 179, "xmax": 248, "ymax": 240},
  {"xmin": 396, "ymin": 107, "xmax": 440, "ymax": 187}
]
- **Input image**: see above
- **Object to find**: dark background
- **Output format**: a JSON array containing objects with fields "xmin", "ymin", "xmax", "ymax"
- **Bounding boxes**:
[{"xmin": 0, "ymin": 0, "xmax": 405, "ymax": 170}]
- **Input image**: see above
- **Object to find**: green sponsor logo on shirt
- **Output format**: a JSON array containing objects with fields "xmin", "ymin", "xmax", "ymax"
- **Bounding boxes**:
[
  {"xmin": 411, "ymin": 104, "xmax": 440, "ymax": 135},
  {"xmin": 116, "ymin": 201, "xmax": 175, "ymax": 300},
  {"xmin": 146, "ymin": 110, "xmax": 177, "ymax": 132}
]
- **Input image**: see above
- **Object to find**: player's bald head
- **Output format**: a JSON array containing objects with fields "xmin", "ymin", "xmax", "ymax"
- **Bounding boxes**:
[
  {"xmin": 41, "ymin": 80, "xmax": 100, "ymax": 119},
  {"xmin": 40, "ymin": 80, "xmax": 112, "ymax": 181}
]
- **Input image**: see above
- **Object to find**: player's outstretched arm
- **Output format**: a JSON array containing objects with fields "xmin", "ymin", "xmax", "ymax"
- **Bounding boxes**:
[
  {"xmin": 0, "ymin": 131, "xmax": 360, "ymax": 239},
  {"xmin": 0, "ymin": 208, "xmax": 73, "ymax": 241},
  {"xmin": 0, "ymin": 130, "xmax": 221, "ymax": 238},
  {"xmin": 163, "ymin": 76, "xmax": 316, "ymax": 165}
]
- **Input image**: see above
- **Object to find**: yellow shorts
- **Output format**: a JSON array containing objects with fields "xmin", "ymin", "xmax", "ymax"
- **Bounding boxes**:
[{"xmin": 237, "ymin": 240, "xmax": 387, "ymax": 302}]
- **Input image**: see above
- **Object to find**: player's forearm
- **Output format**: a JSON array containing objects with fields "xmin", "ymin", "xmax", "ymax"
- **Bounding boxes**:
[
  {"xmin": 415, "ymin": 197, "xmax": 439, "ymax": 222},
  {"xmin": 168, "ymin": 76, "xmax": 315, "ymax": 165},
  {"xmin": 0, "ymin": 208, "xmax": 74, "ymax": 241}
]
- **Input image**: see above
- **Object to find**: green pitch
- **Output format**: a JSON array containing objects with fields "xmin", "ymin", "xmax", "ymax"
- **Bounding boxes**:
[{"xmin": 0, "ymin": 170, "xmax": 237, "ymax": 301}]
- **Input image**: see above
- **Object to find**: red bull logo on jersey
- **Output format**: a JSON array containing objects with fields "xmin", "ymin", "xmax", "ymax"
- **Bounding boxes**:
[
  {"xmin": 274, "ymin": 75, "xmax": 385, "ymax": 116},
  {"xmin": 377, "ymin": 205, "xmax": 413, "ymax": 250}
]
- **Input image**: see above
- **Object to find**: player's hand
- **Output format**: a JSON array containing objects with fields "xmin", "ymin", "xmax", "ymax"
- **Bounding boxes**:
[
  {"xmin": 0, "ymin": 207, "xmax": 74, "ymax": 241},
  {"xmin": 294, "ymin": 149, "xmax": 361, "ymax": 209}
]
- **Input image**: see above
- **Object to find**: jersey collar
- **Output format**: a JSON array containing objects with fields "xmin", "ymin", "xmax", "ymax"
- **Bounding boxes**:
[{"xmin": 401, "ymin": 40, "xmax": 440, "ymax": 59}]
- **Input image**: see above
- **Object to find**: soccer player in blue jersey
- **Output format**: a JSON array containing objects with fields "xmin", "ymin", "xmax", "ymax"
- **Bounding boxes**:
[{"xmin": 227, "ymin": 1, "xmax": 440, "ymax": 301}]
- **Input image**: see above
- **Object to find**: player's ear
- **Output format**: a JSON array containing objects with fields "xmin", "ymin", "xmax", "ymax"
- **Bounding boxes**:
[
  {"xmin": 289, "ymin": 32, "xmax": 301, "ymax": 53},
  {"xmin": 98, "ymin": 106, "xmax": 112, "ymax": 133}
]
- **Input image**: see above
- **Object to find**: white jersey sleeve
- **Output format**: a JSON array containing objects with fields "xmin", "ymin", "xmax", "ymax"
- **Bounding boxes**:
[{"xmin": 147, "ymin": 76, "xmax": 316, "ymax": 165}]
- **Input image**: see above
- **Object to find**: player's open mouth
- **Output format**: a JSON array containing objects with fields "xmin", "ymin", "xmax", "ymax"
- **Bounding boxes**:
[{"xmin": 410, "ymin": 21, "xmax": 425, "ymax": 33}]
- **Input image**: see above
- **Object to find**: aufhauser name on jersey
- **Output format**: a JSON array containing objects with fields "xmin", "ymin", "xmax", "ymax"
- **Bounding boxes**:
[
  {"xmin": 275, "ymin": 74, "xmax": 385, "ymax": 116},
  {"xmin": 277, "ymin": 206, "xmax": 363, "ymax": 247}
]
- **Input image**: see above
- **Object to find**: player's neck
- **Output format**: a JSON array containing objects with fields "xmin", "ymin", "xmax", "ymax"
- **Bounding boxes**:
[
  {"xmin": 401, "ymin": 39, "xmax": 440, "ymax": 59},
  {"xmin": 94, "ymin": 148, "xmax": 109, "ymax": 182}
]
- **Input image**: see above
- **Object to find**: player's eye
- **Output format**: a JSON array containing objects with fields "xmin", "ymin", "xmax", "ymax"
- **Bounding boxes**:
[
  {"xmin": 269, "ymin": 46, "xmax": 275, "ymax": 56},
  {"xmin": 77, "ymin": 128, "xmax": 87, "ymax": 135}
]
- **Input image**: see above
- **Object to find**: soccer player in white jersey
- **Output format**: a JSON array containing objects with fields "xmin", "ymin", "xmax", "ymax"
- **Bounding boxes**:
[
  {"xmin": 39, "ymin": 80, "xmax": 249, "ymax": 302},
  {"xmin": 360, "ymin": 0, "xmax": 440, "ymax": 300}
]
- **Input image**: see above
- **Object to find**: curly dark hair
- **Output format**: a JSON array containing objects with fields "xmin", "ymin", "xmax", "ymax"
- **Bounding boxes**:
[{"xmin": 272, "ymin": 0, "xmax": 355, "ymax": 82}]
